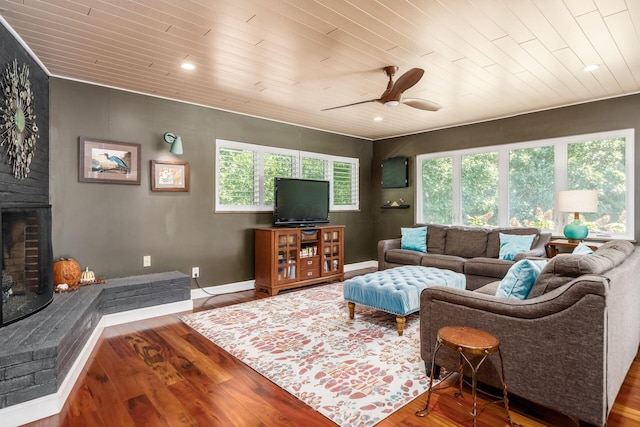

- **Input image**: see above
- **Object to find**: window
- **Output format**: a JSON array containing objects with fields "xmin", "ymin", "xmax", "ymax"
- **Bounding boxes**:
[
  {"xmin": 216, "ymin": 140, "xmax": 359, "ymax": 212},
  {"xmin": 508, "ymin": 146, "xmax": 555, "ymax": 229},
  {"xmin": 301, "ymin": 157, "xmax": 326, "ymax": 180},
  {"xmin": 462, "ymin": 152, "xmax": 498, "ymax": 226},
  {"xmin": 567, "ymin": 137, "xmax": 627, "ymax": 235},
  {"xmin": 416, "ymin": 129, "xmax": 634, "ymax": 239},
  {"xmin": 332, "ymin": 161, "xmax": 357, "ymax": 208},
  {"xmin": 217, "ymin": 146, "xmax": 256, "ymax": 207},
  {"xmin": 263, "ymin": 152, "xmax": 295, "ymax": 206},
  {"xmin": 420, "ymin": 157, "xmax": 453, "ymax": 224}
]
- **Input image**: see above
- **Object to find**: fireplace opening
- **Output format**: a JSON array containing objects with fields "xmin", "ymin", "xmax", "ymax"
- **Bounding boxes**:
[{"xmin": 1, "ymin": 204, "xmax": 53, "ymax": 327}]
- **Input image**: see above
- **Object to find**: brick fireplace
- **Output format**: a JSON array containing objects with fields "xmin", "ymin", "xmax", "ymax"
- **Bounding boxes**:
[{"xmin": 1, "ymin": 204, "xmax": 53, "ymax": 327}]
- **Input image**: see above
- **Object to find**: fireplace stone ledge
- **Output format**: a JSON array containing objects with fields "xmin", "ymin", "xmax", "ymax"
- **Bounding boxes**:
[{"xmin": 0, "ymin": 271, "xmax": 190, "ymax": 409}]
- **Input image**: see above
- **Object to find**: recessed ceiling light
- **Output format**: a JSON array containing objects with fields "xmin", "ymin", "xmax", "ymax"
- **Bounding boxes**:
[
  {"xmin": 583, "ymin": 64, "xmax": 600, "ymax": 72},
  {"xmin": 374, "ymin": 117, "xmax": 383, "ymax": 122},
  {"xmin": 181, "ymin": 62, "xmax": 196, "ymax": 70}
]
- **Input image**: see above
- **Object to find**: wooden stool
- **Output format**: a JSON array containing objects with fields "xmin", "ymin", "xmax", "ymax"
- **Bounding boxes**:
[{"xmin": 415, "ymin": 326, "xmax": 516, "ymax": 426}]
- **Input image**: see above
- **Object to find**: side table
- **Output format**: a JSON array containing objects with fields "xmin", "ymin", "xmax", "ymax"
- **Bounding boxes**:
[
  {"xmin": 545, "ymin": 239, "xmax": 602, "ymax": 257},
  {"xmin": 415, "ymin": 326, "xmax": 516, "ymax": 427}
]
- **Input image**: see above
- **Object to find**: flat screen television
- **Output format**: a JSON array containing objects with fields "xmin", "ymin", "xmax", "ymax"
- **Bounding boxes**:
[{"xmin": 273, "ymin": 177, "xmax": 330, "ymax": 227}]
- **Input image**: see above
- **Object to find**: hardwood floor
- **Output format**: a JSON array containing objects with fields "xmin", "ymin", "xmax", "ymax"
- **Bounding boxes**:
[{"xmin": 24, "ymin": 274, "xmax": 640, "ymax": 427}]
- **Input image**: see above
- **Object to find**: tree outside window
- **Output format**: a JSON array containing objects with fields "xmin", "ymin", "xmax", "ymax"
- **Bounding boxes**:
[
  {"xmin": 420, "ymin": 157, "xmax": 452, "ymax": 224},
  {"xmin": 218, "ymin": 147, "xmax": 255, "ymax": 206},
  {"xmin": 462, "ymin": 152, "xmax": 498, "ymax": 226},
  {"xmin": 263, "ymin": 153, "xmax": 294, "ymax": 205},
  {"xmin": 567, "ymin": 138, "xmax": 626, "ymax": 233},
  {"xmin": 509, "ymin": 146, "xmax": 554, "ymax": 229}
]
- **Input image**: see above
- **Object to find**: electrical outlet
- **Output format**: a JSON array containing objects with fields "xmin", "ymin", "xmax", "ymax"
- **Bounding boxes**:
[
  {"xmin": 192, "ymin": 267, "xmax": 199, "ymax": 278},
  {"xmin": 143, "ymin": 255, "xmax": 151, "ymax": 267}
]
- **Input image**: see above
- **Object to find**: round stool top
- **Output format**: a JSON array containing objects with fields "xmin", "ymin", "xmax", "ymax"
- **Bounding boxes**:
[{"xmin": 438, "ymin": 326, "xmax": 500, "ymax": 355}]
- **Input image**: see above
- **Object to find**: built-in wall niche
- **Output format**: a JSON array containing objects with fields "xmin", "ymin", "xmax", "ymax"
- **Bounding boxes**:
[
  {"xmin": 381, "ymin": 156, "xmax": 408, "ymax": 188},
  {"xmin": 0, "ymin": 204, "xmax": 53, "ymax": 327}
]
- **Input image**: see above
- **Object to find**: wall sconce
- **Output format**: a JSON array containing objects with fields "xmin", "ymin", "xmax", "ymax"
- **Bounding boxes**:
[
  {"xmin": 163, "ymin": 132, "xmax": 183, "ymax": 155},
  {"xmin": 557, "ymin": 190, "xmax": 598, "ymax": 242}
]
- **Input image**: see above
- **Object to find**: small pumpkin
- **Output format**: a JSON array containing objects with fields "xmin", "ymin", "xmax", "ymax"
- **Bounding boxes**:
[
  {"xmin": 53, "ymin": 258, "xmax": 82, "ymax": 286},
  {"xmin": 81, "ymin": 267, "xmax": 95, "ymax": 283}
]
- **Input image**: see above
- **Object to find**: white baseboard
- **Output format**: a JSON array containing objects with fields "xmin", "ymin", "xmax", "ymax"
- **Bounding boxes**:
[
  {"xmin": 344, "ymin": 260, "xmax": 377, "ymax": 271},
  {"xmin": 190, "ymin": 260, "xmax": 378, "ymax": 299},
  {"xmin": 0, "ymin": 300, "xmax": 193, "ymax": 427},
  {"xmin": 190, "ymin": 279, "xmax": 255, "ymax": 299}
]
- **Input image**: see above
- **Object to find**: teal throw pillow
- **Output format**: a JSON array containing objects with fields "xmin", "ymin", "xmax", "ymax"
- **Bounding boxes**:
[
  {"xmin": 572, "ymin": 242, "xmax": 594, "ymax": 255},
  {"xmin": 401, "ymin": 226, "xmax": 427, "ymax": 252},
  {"xmin": 499, "ymin": 233, "xmax": 536, "ymax": 261},
  {"xmin": 495, "ymin": 259, "xmax": 548, "ymax": 300}
]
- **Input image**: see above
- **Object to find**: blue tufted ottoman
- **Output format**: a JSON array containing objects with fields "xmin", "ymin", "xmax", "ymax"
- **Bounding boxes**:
[{"xmin": 343, "ymin": 266, "xmax": 466, "ymax": 335}]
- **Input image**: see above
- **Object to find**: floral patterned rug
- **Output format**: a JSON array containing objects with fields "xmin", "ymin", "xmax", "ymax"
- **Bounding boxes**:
[{"xmin": 179, "ymin": 282, "xmax": 435, "ymax": 427}]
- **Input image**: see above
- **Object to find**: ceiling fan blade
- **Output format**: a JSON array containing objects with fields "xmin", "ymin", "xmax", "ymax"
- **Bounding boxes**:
[
  {"xmin": 321, "ymin": 99, "xmax": 379, "ymax": 111},
  {"xmin": 381, "ymin": 68, "xmax": 424, "ymax": 103},
  {"xmin": 402, "ymin": 97, "xmax": 442, "ymax": 111},
  {"xmin": 394, "ymin": 68, "xmax": 424, "ymax": 92}
]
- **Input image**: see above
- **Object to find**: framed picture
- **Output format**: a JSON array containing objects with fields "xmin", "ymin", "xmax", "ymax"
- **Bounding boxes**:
[
  {"xmin": 151, "ymin": 160, "xmax": 190, "ymax": 192},
  {"xmin": 79, "ymin": 137, "xmax": 141, "ymax": 184}
]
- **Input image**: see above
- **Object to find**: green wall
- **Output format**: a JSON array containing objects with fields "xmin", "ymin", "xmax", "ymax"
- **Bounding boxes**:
[
  {"xmin": 50, "ymin": 77, "xmax": 640, "ymax": 287},
  {"xmin": 372, "ymin": 94, "xmax": 640, "ymax": 244},
  {"xmin": 49, "ymin": 78, "xmax": 374, "ymax": 287}
]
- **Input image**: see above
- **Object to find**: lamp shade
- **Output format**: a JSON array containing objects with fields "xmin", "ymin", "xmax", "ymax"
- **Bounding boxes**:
[
  {"xmin": 558, "ymin": 190, "xmax": 598, "ymax": 242},
  {"xmin": 557, "ymin": 190, "xmax": 598, "ymax": 213},
  {"xmin": 163, "ymin": 132, "xmax": 183, "ymax": 155},
  {"xmin": 169, "ymin": 135, "xmax": 183, "ymax": 155}
]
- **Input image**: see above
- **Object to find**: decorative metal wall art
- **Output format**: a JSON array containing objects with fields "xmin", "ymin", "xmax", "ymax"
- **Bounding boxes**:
[{"xmin": 0, "ymin": 59, "xmax": 39, "ymax": 179}]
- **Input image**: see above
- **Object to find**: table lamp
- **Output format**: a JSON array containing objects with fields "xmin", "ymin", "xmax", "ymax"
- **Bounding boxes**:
[{"xmin": 557, "ymin": 190, "xmax": 598, "ymax": 242}]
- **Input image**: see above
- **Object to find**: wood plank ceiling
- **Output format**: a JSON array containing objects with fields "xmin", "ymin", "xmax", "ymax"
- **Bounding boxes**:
[{"xmin": 1, "ymin": 0, "xmax": 639, "ymax": 140}]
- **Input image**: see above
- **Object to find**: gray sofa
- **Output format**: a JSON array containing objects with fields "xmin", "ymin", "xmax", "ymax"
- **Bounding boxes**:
[
  {"xmin": 419, "ymin": 240, "xmax": 640, "ymax": 426},
  {"xmin": 378, "ymin": 224, "xmax": 552, "ymax": 290}
]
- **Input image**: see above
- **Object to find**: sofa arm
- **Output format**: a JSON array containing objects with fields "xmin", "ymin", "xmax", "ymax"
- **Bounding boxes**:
[
  {"xmin": 515, "ymin": 231, "xmax": 552, "ymax": 260},
  {"xmin": 377, "ymin": 238, "xmax": 401, "ymax": 270}
]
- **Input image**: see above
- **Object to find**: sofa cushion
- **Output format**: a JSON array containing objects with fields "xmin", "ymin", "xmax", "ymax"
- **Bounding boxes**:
[
  {"xmin": 528, "ymin": 239, "xmax": 635, "ymax": 298},
  {"xmin": 385, "ymin": 249, "xmax": 423, "ymax": 266},
  {"xmin": 573, "ymin": 242, "xmax": 594, "ymax": 255},
  {"xmin": 424, "ymin": 224, "xmax": 448, "ymax": 255},
  {"xmin": 444, "ymin": 227, "xmax": 488, "ymax": 258},
  {"xmin": 401, "ymin": 226, "xmax": 427, "ymax": 252},
  {"xmin": 495, "ymin": 259, "xmax": 548, "ymax": 300},
  {"xmin": 486, "ymin": 227, "xmax": 540, "ymax": 258},
  {"xmin": 420, "ymin": 253, "xmax": 465, "ymax": 273},
  {"xmin": 499, "ymin": 233, "xmax": 536, "ymax": 261},
  {"xmin": 464, "ymin": 257, "xmax": 515, "ymax": 279}
]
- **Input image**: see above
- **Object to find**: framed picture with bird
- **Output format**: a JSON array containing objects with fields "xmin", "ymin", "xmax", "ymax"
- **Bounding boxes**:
[{"xmin": 78, "ymin": 137, "xmax": 141, "ymax": 184}]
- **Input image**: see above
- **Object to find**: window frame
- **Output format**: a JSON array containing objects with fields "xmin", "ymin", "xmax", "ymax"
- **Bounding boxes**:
[
  {"xmin": 416, "ymin": 128, "xmax": 635, "ymax": 239},
  {"xmin": 215, "ymin": 139, "xmax": 359, "ymax": 213}
]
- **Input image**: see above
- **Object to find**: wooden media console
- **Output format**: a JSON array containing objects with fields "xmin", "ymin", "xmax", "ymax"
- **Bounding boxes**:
[{"xmin": 254, "ymin": 225, "xmax": 344, "ymax": 295}]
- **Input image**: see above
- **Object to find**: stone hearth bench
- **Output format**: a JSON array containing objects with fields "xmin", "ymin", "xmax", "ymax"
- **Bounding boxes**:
[
  {"xmin": 0, "ymin": 271, "xmax": 190, "ymax": 412},
  {"xmin": 343, "ymin": 266, "xmax": 465, "ymax": 336}
]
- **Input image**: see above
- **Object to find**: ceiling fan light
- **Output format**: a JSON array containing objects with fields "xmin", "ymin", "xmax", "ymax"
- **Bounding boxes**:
[{"xmin": 384, "ymin": 100, "xmax": 400, "ymax": 107}]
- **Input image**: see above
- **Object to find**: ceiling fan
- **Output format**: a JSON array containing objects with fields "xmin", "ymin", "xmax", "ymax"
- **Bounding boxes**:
[{"xmin": 321, "ymin": 66, "xmax": 442, "ymax": 112}]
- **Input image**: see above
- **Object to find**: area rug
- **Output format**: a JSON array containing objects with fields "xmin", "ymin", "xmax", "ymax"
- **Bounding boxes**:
[{"xmin": 179, "ymin": 283, "xmax": 435, "ymax": 427}]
